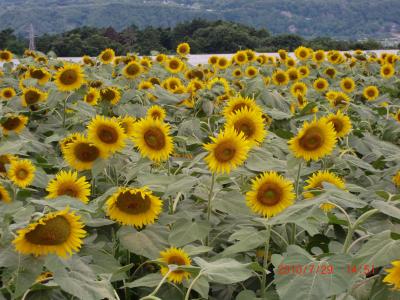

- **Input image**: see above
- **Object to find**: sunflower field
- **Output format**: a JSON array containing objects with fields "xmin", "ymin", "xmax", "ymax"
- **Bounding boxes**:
[{"xmin": 0, "ymin": 44, "xmax": 400, "ymax": 300}]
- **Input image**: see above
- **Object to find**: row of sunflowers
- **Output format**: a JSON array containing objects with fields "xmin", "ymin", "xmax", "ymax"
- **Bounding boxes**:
[{"xmin": 0, "ymin": 43, "xmax": 400, "ymax": 299}]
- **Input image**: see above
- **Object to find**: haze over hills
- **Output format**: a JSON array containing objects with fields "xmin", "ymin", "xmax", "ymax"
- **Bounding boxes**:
[{"xmin": 0, "ymin": 0, "xmax": 399, "ymax": 40}]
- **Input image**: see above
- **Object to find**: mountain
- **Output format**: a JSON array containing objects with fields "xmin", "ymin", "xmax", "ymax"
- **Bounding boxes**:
[{"xmin": 0, "ymin": 0, "xmax": 399, "ymax": 40}]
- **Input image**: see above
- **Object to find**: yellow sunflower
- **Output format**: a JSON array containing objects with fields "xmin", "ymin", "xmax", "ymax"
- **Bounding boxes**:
[
  {"xmin": 233, "ymin": 51, "xmax": 248, "ymax": 65},
  {"xmin": 84, "ymin": 87, "xmax": 100, "ymax": 106},
  {"xmin": 0, "ymin": 184, "xmax": 11, "ymax": 203},
  {"xmin": 290, "ymin": 82, "xmax": 307, "ymax": 97},
  {"xmin": 59, "ymin": 132, "xmax": 83, "ymax": 155},
  {"xmin": 99, "ymin": 48, "xmax": 115, "ymax": 64},
  {"xmin": 0, "ymin": 154, "xmax": 14, "ymax": 176},
  {"xmin": 285, "ymin": 57, "xmax": 296, "ymax": 67},
  {"xmin": 176, "ymin": 42, "xmax": 190, "ymax": 57},
  {"xmin": 246, "ymin": 171, "xmax": 295, "ymax": 217},
  {"xmin": 203, "ymin": 127, "xmax": 251, "ymax": 174},
  {"xmin": 394, "ymin": 110, "xmax": 400, "ymax": 123},
  {"xmin": 294, "ymin": 46, "xmax": 311, "ymax": 61},
  {"xmin": 216, "ymin": 57, "xmax": 230, "ymax": 70},
  {"xmin": 207, "ymin": 77, "xmax": 230, "ymax": 94},
  {"xmin": 383, "ymin": 260, "xmax": 400, "ymax": 290},
  {"xmin": 147, "ymin": 105, "xmax": 167, "ymax": 121},
  {"xmin": 159, "ymin": 247, "xmax": 191, "ymax": 283},
  {"xmin": 123, "ymin": 61, "xmax": 142, "ymax": 79},
  {"xmin": 322, "ymin": 111, "xmax": 352, "ymax": 138},
  {"xmin": 1, "ymin": 115, "xmax": 28, "ymax": 134},
  {"xmin": 100, "ymin": 87, "xmax": 121, "ymax": 105},
  {"xmin": 63, "ymin": 134, "xmax": 104, "ymax": 171},
  {"xmin": 287, "ymin": 67, "xmax": 300, "ymax": 81},
  {"xmin": 54, "ymin": 64, "xmax": 85, "ymax": 92},
  {"xmin": 380, "ymin": 64, "xmax": 395, "ymax": 79},
  {"xmin": 87, "ymin": 115, "xmax": 127, "ymax": 155},
  {"xmin": 288, "ymin": 118, "xmax": 337, "ymax": 161},
  {"xmin": 106, "ymin": 187, "xmax": 162, "ymax": 228},
  {"xmin": 278, "ymin": 49, "xmax": 287, "ymax": 61},
  {"xmin": 1, "ymin": 87, "xmax": 16, "ymax": 100},
  {"xmin": 8, "ymin": 159, "xmax": 36, "ymax": 188},
  {"xmin": 82, "ymin": 55, "xmax": 95, "ymax": 66},
  {"xmin": 393, "ymin": 171, "xmax": 400, "ymax": 187},
  {"xmin": 298, "ymin": 66, "xmax": 310, "ymax": 78},
  {"xmin": 0, "ymin": 50, "xmax": 13, "ymax": 62},
  {"xmin": 312, "ymin": 50, "xmax": 325, "ymax": 64},
  {"xmin": 131, "ymin": 117, "xmax": 174, "ymax": 162},
  {"xmin": 225, "ymin": 108, "xmax": 267, "ymax": 146},
  {"xmin": 166, "ymin": 57, "xmax": 184, "ymax": 73},
  {"xmin": 46, "ymin": 170, "xmax": 91, "ymax": 203},
  {"xmin": 340, "ymin": 77, "xmax": 356, "ymax": 93},
  {"xmin": 272, "ymin": 69, "xmax": 289, "ymax": 86},
  {"xmin": 363, "ymin": 86, "xmax": 379, "ymax": 101},
  {"xmin": 118, "ymin": 115, "xmax": 136, "ymax": 138},
  {"xmin": 13, "ymin": 208, "xmax": 86, "ymax": 257},
  {"xmin": 303, "ymin": 170, "xmax": 346, "ymax": 212},
  {"xmin": 324, "ymin": 67, "xmax": 336, "ymax": 79},
  {"xmin": 328, "ymin": 92, "xmax": 351, "ymax": 109},
  {"xmin": 21, "ymin": 87, "xmax": 48, "ymax": 107},
  {"xmin": 313, "ymin": 78, "xmax": 329, "ymax": 92},
  {"xmin": 26, "ymin": 67, "xmax": 51, "ymax": 85},
  {"xmin": 245, "ymin": 66, "xmax": 258, "ymax": 78},
  {"xmin": 223, "ymin": 95, "xmax": 262, "ymax": 117}
]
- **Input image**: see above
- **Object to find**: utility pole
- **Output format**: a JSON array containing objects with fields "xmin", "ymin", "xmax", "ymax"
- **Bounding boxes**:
[{"xmin": 29, "ymin": 24, "xmax": 35, "ymax": 50}]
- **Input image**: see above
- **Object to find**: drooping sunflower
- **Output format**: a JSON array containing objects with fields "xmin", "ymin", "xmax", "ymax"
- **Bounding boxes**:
[
  {"xmin": 246, "ymin": 171, "xmax": 295, "ymax": 217},
  {"xmin": 159, "ymin": 247, "xmax": 192, "ymax": 284},
  {"xmin": 26, "ymin": 67, "xmax": 51, "ymax": 85},
  {"xmin": 203, "ymin": 127, "xmax": 251, "ymax": 174},
  {"xmin": 303, "ymin": 170, "xmax": 346, "ymax": 212},
  {"xmin": 1, "ymin": 87, "xmax": 16, "ymax": 100},
  {"xmin": 380, "ymin": 64, "xmax": 395, "ymax": 79},
  {"xmin": 147, "ymin": 105, "xmax": 166, "ymax": 121},
  {"xmin": 363, "ymin": 85, "xmax": 379, "ymax": 101},
  {"xmin": 294, "ymin": 46, "xmax": 311, "ymax": 61},
  {"xmin": 118, "ymin": 115, "xmax": 136, "ymax": 138},
  {"xmin": 207, "ymin": 77, "xmax": 230, "ymax": 94},
  {"xmin": 328, "ymin": 91, "xmax": 351, "ymax": 109},
  {"xmin": 100, "ymin": 86, "xmax": 121, "ymax": 105},
  {"xmin": 82, "ymin": 55, "xmax": 95, "ymax": 66},
  {"xmin": 383, "ymin": 260, "xmax": 400, "ymax": 290},
  {"xmin": 99, "ymin": 48, "xmax": 115, "ymax": 64},
  {"xmin": 393, "ymin": 171, "xmax": 400, "ymax": 187},
  {"xmin": 54, "ymin": 64, "xmax": 85, "ymax": 92},
  {"xmin": 288, "ymin": 118, "xmax": 337, "ymax": 161},
  {"xmin": 166, "ymin": 57, "xmax": 184, "ymax": 73},
  {"xmin": 313, "ymin": 78, "xmax": 329, "ymax": 92},
  {"xmin": 340, "ymin": 77, "xmax": 356, "ymax": 93},
  {"xmin": 322, "ymin": 111, "xmax": 352, "ymax": 138},
  {"xmin": 290, "ymin": 82, "xmax": 307, "ymax": 97},
  {"xmin": 63, "ymin": 134, "xmax": 104, "ymax": 171},
  {"xmin": 87, "ymin": 115, "xmax": 127, "ymax": 155},
  {"xmin": 84, "ymin": 87, "xmax": 100, "ymax": 106},
  {"xmin": 223, "ymin": 95, "xmax": 262, "ymax": 117},
  {"xmin": 131, "ymin": 117, "xmax": 174, "ymax": 162},
  {"xmin": 8, "ymin": 159, "xmax": 36, "ymax": 188},
  {"xmin": 13, "ymin": 208, "xmax": 86, "ymax": 257},
  {"xmin": 176, "ymin": 42, "xmax": 190, "ymax": 57},
  {"xmin": 272, "ymin": 69, "xmax": 289, "ymax": 86},
  {"xmin": 278, "ymin": 49, "xmax": 288, "ymax": 61},
  {"xmin": 106, "ymin": 187, "xmax": 162, "ymax": 228},
  {"xmin": 0, "ymin": 184, "xmax": 11, "ymax": 203},
  {"xmin": 46, "ymin": 170, "xmax": 91, "ymax": 203},
  {"xmin": 0, "ymin": 50, "xmax": 13, "ymax": 62},
  {"xmin": 21, "ymin": 87, "xmax": 48, "ymax": 107},
  {"xmin": 123, "ymin": 61, "xmax": 142, "ymax": 79},
  {"xmin": 1, "ymin": 114, "xmax": 28, "ymax": 135},
  {"xmin": 225, "ymin": 108, "xmax": 267, "ymax": 146}
]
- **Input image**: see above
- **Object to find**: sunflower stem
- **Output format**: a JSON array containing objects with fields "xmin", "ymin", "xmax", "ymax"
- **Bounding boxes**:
[
  {"xmin": 205, "ymin": 172, "xmax": 216, "ymax": 246},
  {"xmin": 143, "ymin": 269, "xmax": 172, "ymax": 299},
  {"xmin": 184, "ymin": 271, "xmax": 204, "ymax": 300},
  {"xmin": 260, "ymin": 224, "xmax": 271, "ymax": 299},
  {"xmin": 290, "ymin": 162, "xmax": 302, "ymax": 244}
]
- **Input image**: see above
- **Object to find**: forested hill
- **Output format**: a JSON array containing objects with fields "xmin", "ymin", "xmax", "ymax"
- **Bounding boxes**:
[{"xmin": 0, "ymin": 0, "xmax": 399, "ymax": 39}]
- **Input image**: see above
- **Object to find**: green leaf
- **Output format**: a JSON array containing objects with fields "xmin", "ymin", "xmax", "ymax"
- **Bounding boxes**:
[
  {"xmin": 213, "ymin": 191, "xmax": 252, "ymax": 215},
  {"xmin": 125, "ymin": 273, "xmax": 162, "ymax": 288},
  {"xmin": 168, "ymin": 219, "xmax": 210, "ymax": 247},
  {"xmin": 371, "ymin": 200, "xmax": 400, "ymax": 219},
  {"xmin": 216, "ymin": 229, "xmax": 266, "ymax": 258}
]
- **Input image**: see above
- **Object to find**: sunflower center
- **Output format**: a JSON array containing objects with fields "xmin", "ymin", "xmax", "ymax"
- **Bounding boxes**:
[
  {"xmin": 4, "ymin": 90, "xmax": 12, "ymax": 98},
  {"xmin": 344, "ymin": 81, "xmax": 352, "ymax": 89},
  {"xmin": 60, "ymin": 69, "xmax": 78, "ymax": 85},
  {"xmin": 16, "ymin": 168, "xmax": 28, "ymax": 180},
  {"xmin": 126, "ymin": 64, "xmax": 140, "ymax": 76},
  {"xmin": 31, "ymin": 70, "xmax": 45, "ymax": 79},
  {"xmin": 74, "ymin": 143, "xmax": 100, "ymax": 162},
  {"xmin": 257, "ymin": 183, "xmax": 282, "ymax": 206},
  {"xmin": 299, "ymin": 128, "xmax": 324, "ymax": 151},
  {"xmin": 275, "ymin": 73, "xmax": 286, "ymax": 83},
  {"xmin": 144, "ymin": 128, "xmax": 166, "ymax": 150},
  {"xmin": 25, "ymin": 216, "xmax": 71, "ymax": 245},
  {"xmin": 101, "ymin": 89, "xmax": 116, "ymax": 101},
  {"xmin": 331, "ymin": 119, "xmax": 343, "ymax": 133},
  {"xmin": 234, "ymin": 119, "xmax": 255, "ymax": 138},
  {"xmin": 86, "ymin": 93, "xmax": 95, "ymax": 102},
  {"xmin": 97, "ymin": 125, "xmax": 119, "ymax": 144},
  {"xmin": 2, "ymin": 117, "xmax": 21, "ymax": 130},
  {"xmin": 58, "ymin": 185, "xmax": 78, "ymax": 198},
  {"xmin": 101, "ymin": 52, "xmax": 112, "ymax": 61},
  {"xmin": 151, "ymin": 112, "xmax": 161, "ymax": 119},
  {"xmin": 317, "ymin": 82, "xmax": 324, "ymax": 89},
  {"xmin": 367, "ymin": 89, "xmax": 375, "ymax": 97},
  {"xmin": 115, "ymin": 191, "xmax": 151, "ymax": 214},
  {"xmin": 0, "ymin": 52, "xmax": 10, "ymax": 60},
  {"xmin": 383, "ymin": 67, "xmax": 391, "ymax": 75},
  {"xmin": 214, "ymin": 142, "xmax": 236, "ymax": 162},
  {"xmin": 25, "ymin": 90, "xmax": 40, "ymax": 105},
  {"xmin": 169, "ymin": 60, "xmax": 180, "ymax": 70}
]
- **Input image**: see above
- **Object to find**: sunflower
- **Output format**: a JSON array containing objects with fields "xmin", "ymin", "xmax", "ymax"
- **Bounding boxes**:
[
  {"xmin": 233, "ymin": 51, "xmax": 248, "ymax": 65},
  {"xmin": 0, "ymin": 184, "xmax": 11, "ymax": 203},
  {"xmin": 1, "ymin": 87, "xmax": 16, "ymax": 100},
  {"xmin": 288, "ymin": 118, "xmax": 337, "ymax": 161},
  {"xmin": 324, "ymin": 67, "xmax": 336, "ymax": 79},
  {"xmin": 54, "ymin": 64, "xmax": 84, "ymax": 92},
  {"xmin": 223, "ymin": 95, "xmax": 262, "ymax": 117},
  {"xmin": 233, "ymin": 68, "xmax": 244, "ymax": 78},
  {"xmin": 159, "ymin": 247, "xmax": 191, "ymax": 283},
  {"xmin": 99, "ymin": 48, "xmax": 115, "ymax": 64},
  {"xmin": 21, "ymin": 87, "xmax": 48, "ymax": 107},
  {"xmin": 147, "ymin": 105, "xmax": 166, "ymax": 121},
  {"xmin": 166, "ymin": 57, "xmax": 184, "ymax": 73},
  {"xmin": 131, "ymin": 117, "xmax": 174, "ymax": 162},
  {"xmin": 176, "ymin": 42, "xmax": 190, "ymax": 57},
  {"xmin": 340, "ymin": 77, "xmax": 356, "ymax": 93},
  {"xmin": 87, "ymin": 115, "xmax": 126, "ymax": 155},
  {"xmin": 1, "ymin": 114, "xmax": 28, "ymax": 134},
  {"xmin": 303, "ymin": 170, "xmax": 346, "ymax": 212},
  {"xmin": 287, "ymin": 67, "xmax": 300, "ymax": 81},
  {"xmin": 204, "ymin": 127, "xmax": 251, "ymax": 174},
  {"xmin": 106, "ymin": 187, "xmax": 162, "ymax": 228},
  {"xmin": 84, "ymin": 87, "xmax": 100, "ymax": 106},
  {"xmin": 290, "ymin": 82, "xmax": 307, "ymax": 97},
  {"xmin": 13, "ymin": 208, "xmax": 86, "ymax": 257},
  {"xmin": 272, "ymin": 69, "xmax": 289, "ymax": 86},
  {"xmin": 278, "ymin": 49, "xmax": 287, "ymax": 61},
  {"xmin": 394, "ymin": 110, "xmax": 400, "ymax": 123},
  {"xmin": 245, "ymin": 66, "xmax": 258, "ymax": 78},
  {"xmin": 155, "ymin": 54, "xmax": 167, "ymax": 63},
  {"xmin": 363, "ymin": 85, "xmax": 379, "ymax": 101},
  {"xmin": 123, "ymin": 61, "xmax": 142, "ymax": 79},
  {"xmin": 0, "ymin": 154, "xmax": 14, "ymax": 176},
  {"xmin": 328, "ymin": 92, "xmax": 351, "ymax": 109},
  {"xmin": 208, "ymin": 55, "xmax": 219, "ymax": 66},
  {"xmin": 383, "ymin": 260, "xmax": 400, "ymax": 290},
  {"xmin": 313, "ymin": 78, "xmax": 329, "ymax": 92},
  {"xmin": 118, "ymin": 116, "xmax": 136, "ymax": 138},
  {"xmin": 285, "ymin": 57, "xmax": 296, "ymax": 67},
  {"xmin": 59, "ymin": 132, "xmax": 83, "ymax": 155},
  {"xmin": 246, "ymin": 171, "xmax": 295, "ymax": 217},
  {"xmin": 8, "ymin": 159, "xmax": 36, "ymax": 188},
  {"xmin": 0, "ymin": 50, "xmax": 13, "ymax": 62},
  {"xmin": 294, "ymin": 46, "xmax": 311, "ymax": 61},
  {"xmin": 393, "ymin": 171, "xmax": 400, "ymax": 187},
  {"xmin": 46, "ymin": 170, "xmax": 91, "ymax": 203},
  {"xmin": 298, "ymin": 66, "xmax": 310, "ymax": 78},
  {"xmin": 63, "ymin": 134, "xmax": 104, "ymax": 171},
  {"xmin": 312, "ymin": 50, "xmax": 325, "ymax": 64},
  {"xmin": 322, "ymin": 111, "xmax": 352, "ymax": 138},
  {"xmin": 216, "ymin": 57, "xmax": 230, "ymax": 70},
  {"xmin": 27, "ymin": 67, "xmax": 51, "ymax": 85},
  {"xmin": 100, "ymin": 87, "xmax": 121, "ymax": 105},
  {"xmin": 138, "ymin": 81, "xmax": 154, "ymax": 90},
  {"xmin": 187, "ymin": 79, "xmax": 205, "ymax": 93},
  {"xmin": 207, "ymin": 77, "xmax": 230, "ymax": 94},
  {"xmin": 296, "ymin": 95, "xmax": 309, "ymax": 110},
  {"xmin": 82, "ymin": 55, "xmax": 95, "ymax": 66},
  {"xmin": 380, "ymin": 64, "xmax": 395, "ymax": 79}
]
